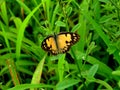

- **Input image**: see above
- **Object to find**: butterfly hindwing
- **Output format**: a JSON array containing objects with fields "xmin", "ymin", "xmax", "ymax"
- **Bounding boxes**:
[{"xmin": 41, "ymin": 32, "xmax": 80, "ymax": 55}]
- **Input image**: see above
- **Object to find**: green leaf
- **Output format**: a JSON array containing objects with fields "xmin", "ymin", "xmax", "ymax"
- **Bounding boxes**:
[
  {"xmin": 15, "ymin": 2, "xmax": 42, "ymax": 60},
  {"xmin": 88, "ymin": 64, "xmax": 99, "ymax": 77},
  {"xmin": 55, "ymin": 21, "xmax": 66, "ymax": 27},
  {"xmin": 56, "ymin": 78, "xmax": 80, "ymax": 90}
]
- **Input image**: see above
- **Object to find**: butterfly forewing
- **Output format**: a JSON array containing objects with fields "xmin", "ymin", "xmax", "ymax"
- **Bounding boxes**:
[{"xmin": 41, "ymin": 32, "xmax": 80, "ymax": 55}]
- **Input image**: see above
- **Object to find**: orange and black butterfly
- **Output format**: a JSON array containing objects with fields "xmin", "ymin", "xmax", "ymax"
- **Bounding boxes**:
[{"xmin": 41, "ymin": 32, "xmax": 80, "ymax": 55}]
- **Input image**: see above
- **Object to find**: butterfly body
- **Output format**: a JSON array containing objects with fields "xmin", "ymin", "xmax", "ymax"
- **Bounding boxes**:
[{"xmin": 41, "ymin": 32, "xmax": 80, "ymax": 55}]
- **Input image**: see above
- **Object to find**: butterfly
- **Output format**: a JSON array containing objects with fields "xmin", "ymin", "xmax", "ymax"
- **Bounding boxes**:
[{"xmin": 41, "ymin": 32, "xmax": 80, "ymax": 55}]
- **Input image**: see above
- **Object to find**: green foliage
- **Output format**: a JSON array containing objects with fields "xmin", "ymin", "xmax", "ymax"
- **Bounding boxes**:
[{"xmin": 0, "ymin": 0, "xmax": 120, "ymax": 90}]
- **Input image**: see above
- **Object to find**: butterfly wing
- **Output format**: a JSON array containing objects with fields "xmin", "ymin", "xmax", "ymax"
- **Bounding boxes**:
[
  {"xmin": 57, "ymin": 32, "xmax": 80, "ymax": 54},
  {"xmin": 41, "ymin": 36, "xmax": 59, "ymax": 55}
]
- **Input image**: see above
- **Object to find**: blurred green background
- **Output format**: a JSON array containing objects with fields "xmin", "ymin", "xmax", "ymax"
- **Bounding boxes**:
[{"xmin": 0, "ymin": 0, "xmax": 120, "ymax": 90}]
